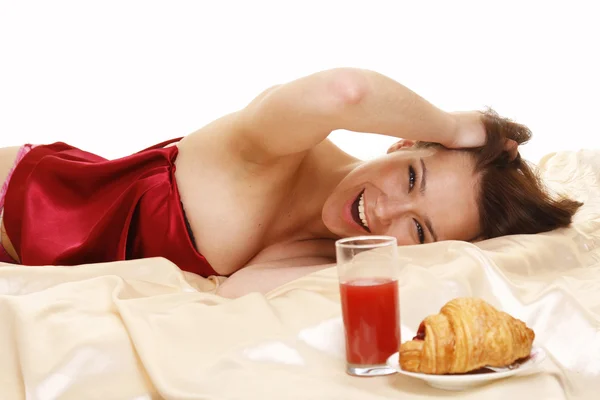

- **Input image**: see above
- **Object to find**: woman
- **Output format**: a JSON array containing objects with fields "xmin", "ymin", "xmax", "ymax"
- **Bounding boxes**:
[{"xmin": 0, "ymin": 68, "xmax": 581, "ymax": 296}]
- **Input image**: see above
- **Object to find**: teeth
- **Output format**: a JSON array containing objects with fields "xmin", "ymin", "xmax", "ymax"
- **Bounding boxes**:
[{"xmin": 358, "ymin": 193, "xmax": 369, "ymax": 229}]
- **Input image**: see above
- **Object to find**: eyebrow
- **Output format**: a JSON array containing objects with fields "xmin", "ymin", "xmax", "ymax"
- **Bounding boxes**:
[{"xmin": 420, "ymin": 158, "xmax": 438, "ymax": 242}]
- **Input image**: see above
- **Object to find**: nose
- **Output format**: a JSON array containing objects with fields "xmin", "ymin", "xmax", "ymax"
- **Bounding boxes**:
[{"xmin": 374, "ymin": 194, "xmax": 413, "ymax": 225}]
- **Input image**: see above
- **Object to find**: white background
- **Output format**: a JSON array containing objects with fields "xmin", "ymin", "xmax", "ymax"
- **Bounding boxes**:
[{"xmin": 1, "ymin": 0, "xmax": 598, "ymax": 162}]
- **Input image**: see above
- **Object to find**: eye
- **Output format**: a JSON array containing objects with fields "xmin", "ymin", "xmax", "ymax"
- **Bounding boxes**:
[
  {"xmin": 408, "ymin": 165, "xmax": 417, "ymax": 192},
  {"xmin": 413, "ymin": 218, "xmax": 425, "ymax": 244}
]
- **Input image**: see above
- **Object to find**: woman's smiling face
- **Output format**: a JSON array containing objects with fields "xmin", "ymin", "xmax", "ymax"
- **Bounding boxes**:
[{"xmin": 322, "ymin": 146, "xmax": 481, "ymax": 245}]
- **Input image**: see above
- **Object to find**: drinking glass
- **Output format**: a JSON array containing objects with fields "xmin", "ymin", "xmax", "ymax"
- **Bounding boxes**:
[{"xmin": 336, "ymin": 236, "xmax": 400, "ymax": 376}]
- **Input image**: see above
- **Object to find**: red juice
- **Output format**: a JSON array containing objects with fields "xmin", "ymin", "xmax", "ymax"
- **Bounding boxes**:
[{"xmin": 340, "ymin": 278, "xmax": 400, "ymax": 365}]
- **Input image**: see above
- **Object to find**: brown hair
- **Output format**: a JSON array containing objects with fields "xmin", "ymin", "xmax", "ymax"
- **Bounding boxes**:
[{"xmin": 418, "ymin": 108, "xmax": 582, "ymax": 240}]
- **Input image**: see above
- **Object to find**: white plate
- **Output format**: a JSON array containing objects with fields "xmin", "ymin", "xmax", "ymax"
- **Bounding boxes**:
[{"xmin": 386, "ymin": 346, "xmax": 546, "ymax": 391}]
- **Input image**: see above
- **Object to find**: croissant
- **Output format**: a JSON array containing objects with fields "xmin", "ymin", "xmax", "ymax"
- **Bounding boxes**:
[{"xmin": 399, "ymin": 297, "xmax": 534, "ymax": 375}]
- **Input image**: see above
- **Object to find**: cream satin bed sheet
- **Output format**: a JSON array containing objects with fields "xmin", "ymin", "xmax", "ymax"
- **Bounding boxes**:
[{"xmin": 1, "ymin": 150, "xmax": 599, "ymax": 400}]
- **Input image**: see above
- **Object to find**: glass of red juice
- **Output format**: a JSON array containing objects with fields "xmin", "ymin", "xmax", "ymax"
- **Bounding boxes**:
[{"xmin": 336, "ymin": 236, "xmax": 400, "ymax": 376}]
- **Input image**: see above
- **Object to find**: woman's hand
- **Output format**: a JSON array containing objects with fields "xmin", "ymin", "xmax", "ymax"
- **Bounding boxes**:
[
  {"xmin": 447, "ymin": 111, "xmax": 520, "ymax": 161},
  {"xmin": 446, "ymin": 111, "xmax": 487, "ymax": 149}
]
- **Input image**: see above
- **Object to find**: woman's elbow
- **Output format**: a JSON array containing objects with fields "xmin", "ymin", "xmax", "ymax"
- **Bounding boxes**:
[{"xmin": 325, "ymin": 68, "xmax": 368, "ymax": 108}]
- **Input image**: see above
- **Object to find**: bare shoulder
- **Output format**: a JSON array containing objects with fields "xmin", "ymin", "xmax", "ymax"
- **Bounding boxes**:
[
  {"xmin": 216, "ymin": 258, "xmax": 334, "ymax": 298},
  {"xmin": 177, "ymin": 110, "xmax": 299, "ymax": 167},
  {"xmin": 172, "ymin": 113, "xmax": 312, "ymax": 275},
  {"xmin": 216, "ymin": 239, "xmax": 336, "ymax": 298}
]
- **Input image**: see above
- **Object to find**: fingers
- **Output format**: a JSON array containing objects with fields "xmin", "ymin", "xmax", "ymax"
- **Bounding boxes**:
[{"xmin": 387, "ymin": 139, "xmax": 415, "ymax": 154}]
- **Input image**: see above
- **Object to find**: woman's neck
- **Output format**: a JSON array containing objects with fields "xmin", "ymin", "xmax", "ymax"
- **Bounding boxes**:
[{"xmin": 280, "ymin": 140, "xmax": 359, "ymax": 242}]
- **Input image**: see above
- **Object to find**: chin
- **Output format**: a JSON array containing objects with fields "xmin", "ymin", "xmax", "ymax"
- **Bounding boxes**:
[{"xmin": 321, "ymin": 212, "xmax": 344, "ymax": 238}]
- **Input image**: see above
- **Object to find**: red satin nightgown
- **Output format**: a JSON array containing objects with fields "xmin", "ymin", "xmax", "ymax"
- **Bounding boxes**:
[{"xmin": 3, "ymin": 139, "xmax": 216, "ymax": 277}]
